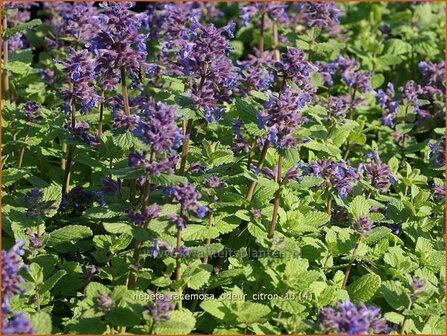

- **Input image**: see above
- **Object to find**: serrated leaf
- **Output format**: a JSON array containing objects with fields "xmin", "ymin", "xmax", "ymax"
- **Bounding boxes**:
[
  {"xmin": 235, "ymin": 98, "xmax": 259, "ymax": 124},
  {"xmin": 348, "ymin": 196, "xmax": 370, "ymax": 219},
  {"xmin": 347, "ymin": 273, "xmax": 381, "ymax": 303},
  {"xmin": 39, "ymin": 270, "xmax": 67, "ymax": 295},
  {"xmin": 363, "ymin": 227, "xmax": 392, "ymax": 245},
  {"xmin": 3, "ymin": 19, "xmax": 42, "ymax": 39},
  {"xmin": 155, "ymin": 310, "xmax": 196, "ymax": 334},
  {"xmin": 381, "ymin": 281, "xmax": 411, "ymax": 310},
  {"xmin": 47, "ymin": 225, "xmax": 93, "ymax": 247},
  {"xmin": 29, "ymin": 311, "xmax": 52, "ymax": 334}
]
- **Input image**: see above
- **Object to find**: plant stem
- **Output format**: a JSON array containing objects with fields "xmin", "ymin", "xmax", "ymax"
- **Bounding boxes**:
[
  {"xmin": 179, "ymin": 119, "xmax": 193, "ymax": 175},
  {"xmin": 97, "ymin": 89, "xmax": 105, "ymax": 138},
  {"xmin": 175, "ymin": 211, "xmax": 184, "ymax": 310},
  {"xmin": 258, "ymin": 4, "xmax": 266, "ymax": 58},
  {"xmin": 341, "ymin": 236, "xmax": 360, "ymax": 289},
  {"xmin": 17, "ymin": 125, "xmax": 30, "ymax": 168},
  {"xmin": 400, "ymin": 301, "xmax": 413, "ymax": 334},
  {"xmin": 127, "ymin": 151, "xmax": 153, "ymax": 289},
  {"xmin": 326, "ymin": 194, "xmax": 332, "ymax": 217},
  {"xmin": 202, "ymin": 203, "xmax": 214, "ymax": 264},
  {"xmin": 246, "ymin": 140, "xmax": 270, "ymax": 201},
  {"xmin": 2, "ymin": 16, "xmax": 10, "ymax": 101},
  {"xmin": 272, "ymin": 23, "xmax": 280, "ymax": 61},
  {"xmin": 62, "ymin": 86, "xmax": 76, "ymax": 195},
  {"xmin": 120, "ymin": 67, "xmax": 130, "ymax": 115},
  {"xmin": 268, "ymin": 155, "xmax": 283, "ymax": 238}
]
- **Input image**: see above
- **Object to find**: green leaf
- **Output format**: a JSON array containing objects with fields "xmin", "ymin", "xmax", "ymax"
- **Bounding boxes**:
[
  {"xmin": 235, "ymin": 98, "xmax": 259, "ymax": 124},
  {"xmin": 3, "ymin": 19, "xmax": 42, "ymax": 39},
  {"xmin": 201, "ymin": 300, "xmax": 235, "ymax": 321},
  {"xmin": 147, "ymin": 174, "xmax": 188, "ymax": 186},
  {"xmin": 39, "ymin": 270, "xmax": 67, "ymax": 295},
  {"xmin": 381, "ymin": 281, "xmax": 411, "ymax": 310},
  {"xmin": 47, "ymin": 225, "xmax": 93, "ymax": 247},
  {"xmin": 155, "ymin": 310, "xmax": 196, "ymax": 334},
  {"xmin": 29, "ymin": 311, "xmax": 52, "ymax": 334},
  {"xmin": 371, "ymin": 74, "xmax": 385, "ymax": 89},
  {"xmin": 347, "ymin": 273, "xmax": 381, "ymax": 303},
  {"xmin": 182, "ymin": 225, "xmax": 220, "ymax": 241},
  {"xmin": 237, "ymin": 302, "xmax": 271, "ymax": 324},
  {"xmin": 348, "ymin": 196, "xmax": 370, "ymax": 219},
  {"xmin": 105, "ymin": 307, "xmax": 141, "ymax": 327},
  {"xmin": 363, "ymin": 227, "xmax": 392, "ymax": 245}
]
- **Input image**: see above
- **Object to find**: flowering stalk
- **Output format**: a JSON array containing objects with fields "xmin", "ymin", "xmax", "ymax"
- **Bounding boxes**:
[
  {"xmin": 120, "ymin": 67, "xmax": 130, "ymax": 116},
  {"xmin": 17, "ymin": 125, "xmax": 30, "ymax": 168},
  {"xmin": 258, "ymin": 4, "xmax": 266, "ymax": 58},
  {"xmin": 341, "ymin": 235, "xmax": 361, "ymax": 289},
  {"xmin": 62, "ymin": 86, "xmax": 76, "ymax": 195},
  {"xmin": 268, "ymin": 155, "xmax": 283, "ymax": 238},
  {"xmin": 179, "ymin": 119, "xmax": 193, "ymax": 175},
  {"xmin": 97, "ymin": 89, "xmax": 105, "ymax": 138},
  {"xmin": 2, "ymin": 16, "xmax": 10, "ymax": 100},
  {"xmin": 246, "ymin": 140, "xmax": 270, "ymax": 201},
  {"xmin": 127, "ymin": 152, "xmax": 154, "ymax": 289}
]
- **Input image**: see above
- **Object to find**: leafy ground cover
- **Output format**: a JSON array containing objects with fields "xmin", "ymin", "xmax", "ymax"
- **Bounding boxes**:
[{"xmin": 1, "ymin": 1, "xmax": 446, "ymax": 335}]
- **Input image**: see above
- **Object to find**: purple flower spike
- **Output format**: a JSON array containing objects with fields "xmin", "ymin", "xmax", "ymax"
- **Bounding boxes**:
[
  {"xmin": 96, "ymin": 293, "xmax": 114, "ymax": 313},
  {"xmin": 319, "ymin": 299, "xmax": 388, "ymax": 334},
  {"xmin": 355, "ymin": 215, "xmax": 373, "ymax": 233},
  {"xmin": 2, "ymin": 241, "xmax": 27, "ymax": 313},
  {"xmin": 361, "ymin": 149, "xmax": 396, "ymax": 193},
  {"xmin": 2, "ymin": 313, "xmax": 34, "ymax": 334},
  {"xmin": 145, "ymin": 293, "xmax": 175, "ymax": 322}
]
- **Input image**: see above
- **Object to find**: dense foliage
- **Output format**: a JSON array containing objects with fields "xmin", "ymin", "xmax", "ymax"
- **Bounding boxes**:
[{"xmin": 1, "ymin": 2, "xmax": 446, "ymax": 335}]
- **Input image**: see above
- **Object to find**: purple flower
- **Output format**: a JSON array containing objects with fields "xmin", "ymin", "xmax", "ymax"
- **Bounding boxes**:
[
  {"xmin": 2, "ymin": 241, "xmax": 26, "ymax": 313},
  {"xmin": 167, "ymin": 214, "xmax": 187, "ymax": 230},
  {"xmin": 23, "ymin": 188, "xmax": 53, "ymax": 218},
  {"xmin": 2, "ymin": 313, "xmax": 34, "ymax": 334},
  {"xmin": 238, "ymin": 49, "xmax": 275, "ymax": 92},
  {"xmin": 26, "ymin": 230, "xmax": 43, "ymax": 251},
  {"xmin": 298, "ymin": 2, "xmax": 342, "ymax": 28},
  {"xmin": 166, "ymin": 183, "xmax": 208, "ymax": 218},
  {"xmin": 60, "ymin": 186, "xmax": 104, "ymax": 212},
  {"xmin": 189, "ymin": 161, "xmax": 206, "ymax": 174},
  {"xmin": 332, "ymin": 55, "xmax": 373, "ymax": 93},
  {"xmin": 205, "ymin": 176, "xmax": 222, "ymax": 189},
  {"xmin": 172, "ymin": 18, "xmax": 239, "ymax": 122},
  {"xmin": 23, "ymin": 102, "xmax": 40, "ymax": 122},
  {"xmin": 411, "ymin": 278, "xmax": 425, "ymax": 298},
  {"xmin": 308, "ymin": 160, "xmax": 359, "ymax": 199},
  {"xmin": 257, "ymin": 86, "xmax": 310, "ymax": 149},
  {"xmin": 419, "ymin": 61, "xmax": 445, "ymax": 90},
  {"xmin": 87, "ymin": 2, "xmax": 150, "ymax": 88},
  {"xmin": 355, "ymin": 215, "xmax": 373, "ymax": 233},
  {"xmin": 60, "ymin": 48, "xmax": 100, "ymax": 114},
  {"xmin": 251, "ymin": 208, "xmax": 262, "ymax": 220},
  {"xmin": 326, "ymin": 95, "xmax": 350, "ymax": 119},
  {"xmin": 240, "ymin": 3, "xmax": 289, "ymax": 27},
  {"xmin": 133, "ymin": 102, "xmax": 183, "ymax": 153},
  {"xmin": 112, "ymin": 112, "xmax": 140, "ymax": 132},
  {"xmin": 68, "ymin": 122, "xmax": 100, "ymax": 148},
  {"xmin": 148, "ymin": 239, "xmax": 173, "ymax": 258},
  {"xmin": 128, "ymin": 204, "xmax": 161, "ymax": 227},
  {"xmin": 433, "ymin": 183, "xmax": 446, "ymax": 200},
  {"xmin": 361, "ymin": 149, "xmax": 396, "ymax": 193},
  {"xmin": 59, "ymin": 2, "xmax": 101, "ymax": 42},
  {"xmin": 101, "ymin": 177, "xmax": 121, "ymax": 196},
  {"xmin": 96, "ymin": 293, "xmax": 114, "ymax": 313},
  {"xmin": 275, "ymin": 47, "xmax": 317, "ymax": 93},
  {"xmin": 319, "ymin": 299, "xmax": 388, "ymax": 334},
  {"xmin": 145, "ymin": 293, "xmax": 175, "ymax": 323},
  {"xmin": 81, "ymin": 264, "xmax": 99, "ymax": 282},
  {"xmin": 428, "ymin": 136, "xmax": 445, "ymax": 166}
]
